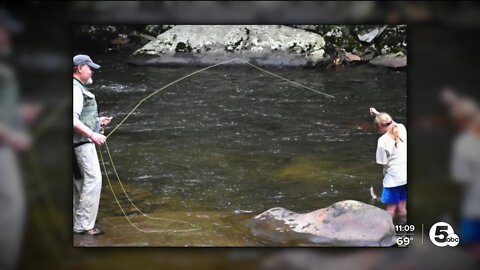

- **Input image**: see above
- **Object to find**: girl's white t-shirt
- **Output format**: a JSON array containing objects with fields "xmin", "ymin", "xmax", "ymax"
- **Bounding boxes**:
[
  {"xmin": 376, "ymin": 123, "xmax": 407, "ymax": 188},
  {"xmin": 451, "ymin": 130, "xmax": 480, "ymax": 218}
]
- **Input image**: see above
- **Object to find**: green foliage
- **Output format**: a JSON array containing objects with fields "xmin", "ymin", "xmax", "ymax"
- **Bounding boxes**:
[
  {"xmin": 292, "ymin": 25, "xmax": 407, "ymax": 59},
  {"xmin": 73, "ymin": 25, "xmax": 174, "ymax": 54}
]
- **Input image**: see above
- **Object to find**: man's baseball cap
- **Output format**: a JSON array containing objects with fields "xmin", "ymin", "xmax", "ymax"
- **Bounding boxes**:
[{"xmin": 73, "ymin": 54, "xmax": 101, "ymax": 69}]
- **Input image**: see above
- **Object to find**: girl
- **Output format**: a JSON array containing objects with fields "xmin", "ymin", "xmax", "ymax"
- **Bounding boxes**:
[{"xmin": 370, "ymin": 108, "xmax": 407, "ymax": 222}]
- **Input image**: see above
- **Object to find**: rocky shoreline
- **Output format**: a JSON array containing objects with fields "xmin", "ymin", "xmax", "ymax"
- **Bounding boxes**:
[{"xmin": 75, "ymin": 25, "xmax": 407, "ymax": 69}]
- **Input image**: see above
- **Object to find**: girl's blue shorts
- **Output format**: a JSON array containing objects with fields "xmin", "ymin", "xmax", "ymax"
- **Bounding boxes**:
[
  {"xmin": 382, "ymin": 184, "xmax": 407, "ymax": 205},
  {"xmin": 461, "ymin": 219, "xmax": 480, "ymax": 245}
]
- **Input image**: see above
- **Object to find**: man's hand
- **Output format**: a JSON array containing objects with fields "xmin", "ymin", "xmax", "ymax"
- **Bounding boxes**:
[
  {"xmin": 100, "ymin": 116, "xmax": 113, "ymax": 127},
  {"xmin": 20, "ymin": 103, "xmax": 42, "ymax": 124},
  {"xmin": 90, "ymin": 132, "xmax": 107, "ymax": 145},
  {"xmin": 9, "ymin": 131, "xmax": 31, "ymax": 152},
  {"xmin": 0, "ymin": 124, "xmax": 32, "ymax": 152}
]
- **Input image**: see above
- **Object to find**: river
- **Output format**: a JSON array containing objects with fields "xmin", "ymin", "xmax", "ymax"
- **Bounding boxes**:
[{"xmin": 74, "ymin": 55, "xmax": 406, "ymax": 246}]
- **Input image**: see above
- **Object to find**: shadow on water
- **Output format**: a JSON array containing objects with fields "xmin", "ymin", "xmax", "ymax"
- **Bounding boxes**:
[{"xmin": 78, "ymin": 55, "xmax": 406, "ymax": 246}]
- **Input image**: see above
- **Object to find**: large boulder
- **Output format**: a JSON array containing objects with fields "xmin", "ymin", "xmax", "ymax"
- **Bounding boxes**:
[
  {"xmin": 130, "ymin": 25, "xmax": 326, "ymax": 67},
  {"xmin": 250, "ymin": 200, "xmax": 396, "ymax": 246}
]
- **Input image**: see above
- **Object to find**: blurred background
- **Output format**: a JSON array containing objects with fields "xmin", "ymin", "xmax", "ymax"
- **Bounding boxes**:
[{"xmin": 1, "ymin": 1, "xmax": 480, "ymax": 269}]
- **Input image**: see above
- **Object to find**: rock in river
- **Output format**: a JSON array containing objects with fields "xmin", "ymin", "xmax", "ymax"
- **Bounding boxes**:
[{"xmin": 250, "ymin": 200, "xmax": 396, "ymax": 246}]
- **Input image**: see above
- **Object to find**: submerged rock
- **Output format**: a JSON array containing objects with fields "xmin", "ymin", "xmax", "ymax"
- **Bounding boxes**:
[{"xmin": 250, "ymin": 200, "xmax": 396, "ymax": 246}]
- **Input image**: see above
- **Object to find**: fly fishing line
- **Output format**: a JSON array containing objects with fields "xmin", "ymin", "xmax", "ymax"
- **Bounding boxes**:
[{"xmin": 100, "ymin": 58, "xmax": 334, "ymax": 233}]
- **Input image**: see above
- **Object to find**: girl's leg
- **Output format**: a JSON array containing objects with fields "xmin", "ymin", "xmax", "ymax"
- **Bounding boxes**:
[
  {"xmin": 397, "ymin": 200, "xmax": 407, "ymax": 223},
  {"xmin": 397, "ymin": 200, "xmax": 407, "ymax": 216},
  {"xmin": 385, "ymin": 204, "xmax": 397, "ymax": 216}
]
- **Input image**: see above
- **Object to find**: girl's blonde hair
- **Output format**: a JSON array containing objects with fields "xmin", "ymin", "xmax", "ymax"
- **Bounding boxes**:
[{"xmin": 374, "ymin": 112, "xmax": 403, "ymax": 147}]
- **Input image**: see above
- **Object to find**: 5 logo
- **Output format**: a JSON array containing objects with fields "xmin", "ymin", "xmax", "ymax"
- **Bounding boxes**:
[{"xmin": 429, "ymin": 222, "xmax": 460, "ymax": 247}]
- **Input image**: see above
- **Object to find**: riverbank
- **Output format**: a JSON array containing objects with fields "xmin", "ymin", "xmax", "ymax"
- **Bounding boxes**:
[{"xmin": 74, "ymin": 25, "xmax": 407, "ymax": 69}]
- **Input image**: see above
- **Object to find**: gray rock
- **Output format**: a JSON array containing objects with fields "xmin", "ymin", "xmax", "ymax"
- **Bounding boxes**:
[
  {"xmin": 357, "ymin": 26, "xmax": 388, "ymax": 43},
  {"xmin": 250, "ymin": 200, "xmax": 397, "ymax": 246},
  {"xmin": 132, "ymin": 25, "xmax": 326, "ymax": 67},
  {"xmin": 369, "ymin": 52, "xmax": 407, "ymax": 69}
]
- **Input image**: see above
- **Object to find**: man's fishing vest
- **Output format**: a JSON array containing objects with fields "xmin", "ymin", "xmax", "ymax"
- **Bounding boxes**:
[
  {"xmin": 73, "ymin": 78, "xmax": 99, "ymax": 145},
  {"xmin": 0, "ymin": 64, "xmax": 21, "ymax": 148}
]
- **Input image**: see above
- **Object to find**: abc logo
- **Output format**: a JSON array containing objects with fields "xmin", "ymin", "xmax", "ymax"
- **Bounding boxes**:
[{"xmin": 429, "ymin": 222, "xmax": 460, "ymax": 247}]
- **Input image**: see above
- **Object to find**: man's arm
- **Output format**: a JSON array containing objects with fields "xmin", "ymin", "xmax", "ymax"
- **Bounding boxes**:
[{"xmin": 73, "ymin": 85, "xmax": 106, "ymax": 145}]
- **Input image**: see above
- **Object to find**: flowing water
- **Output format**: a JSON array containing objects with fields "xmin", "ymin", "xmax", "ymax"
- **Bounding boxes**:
[{"xmin": 74, "ymin": 55, "xmax": 406, "ymax": 246}]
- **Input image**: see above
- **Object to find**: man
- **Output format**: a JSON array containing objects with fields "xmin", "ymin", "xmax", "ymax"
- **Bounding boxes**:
[
  {"xmin": 0, "ymin": 9, "xmax": 30, "ymax": 269},
  {"xmin": 73, "ymin": 54, "xmax": 112, "ymax": 235}
]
